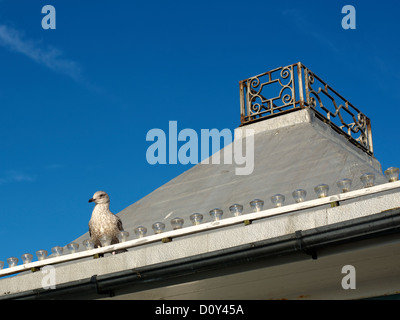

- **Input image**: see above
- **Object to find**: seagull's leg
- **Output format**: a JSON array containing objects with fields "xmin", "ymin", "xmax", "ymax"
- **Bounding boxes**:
[{"xmin": 93, "ymin": 245, "xmax": 104, "ymax": 259}]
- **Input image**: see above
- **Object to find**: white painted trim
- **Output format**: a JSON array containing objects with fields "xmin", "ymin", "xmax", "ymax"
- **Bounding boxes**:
[{"xmin": 1, "ymin": 180, "xmax": 399, "ymax": 277}]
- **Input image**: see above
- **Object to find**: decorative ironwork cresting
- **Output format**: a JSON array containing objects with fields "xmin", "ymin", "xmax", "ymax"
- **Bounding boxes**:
[{"xmin": 239, "ymin": 62, "xmax": 373, "ymax": 155}]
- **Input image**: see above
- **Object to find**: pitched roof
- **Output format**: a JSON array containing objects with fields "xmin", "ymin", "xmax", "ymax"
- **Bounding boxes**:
[{"xmin": 71, "ymin": 108, "xmax": 385, "ymax": 246}]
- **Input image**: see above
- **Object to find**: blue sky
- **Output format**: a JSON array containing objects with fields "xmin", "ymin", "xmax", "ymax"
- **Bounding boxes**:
[{"xmin": 0, "ymin": 0, "xmax": 399, "ymax": 265}]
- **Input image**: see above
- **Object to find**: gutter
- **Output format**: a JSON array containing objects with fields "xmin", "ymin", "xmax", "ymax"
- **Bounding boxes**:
[{"xmin": 3, "ymin": 207, "xmax": 400, "ymax": 300}]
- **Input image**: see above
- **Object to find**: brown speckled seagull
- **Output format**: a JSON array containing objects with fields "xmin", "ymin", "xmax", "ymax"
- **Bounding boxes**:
[{"xmin": 88, "ymin": 191, "xmax": 124, "ymax": 253}]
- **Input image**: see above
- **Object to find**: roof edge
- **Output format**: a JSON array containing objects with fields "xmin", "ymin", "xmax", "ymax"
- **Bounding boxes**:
[{"xmin": 4, "ymin": 207, "xmax": 400, "ymax": 300}]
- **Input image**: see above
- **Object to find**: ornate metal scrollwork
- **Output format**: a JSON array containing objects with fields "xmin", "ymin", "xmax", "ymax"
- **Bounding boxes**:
[
  {"xmin": 242, "ymin": 64, "xmax": 296, "ymax": 122},
  {"xmin": 304, "ymin": 67, "xmax": 372, "ymax": 153},
  {"xmin": 239, "ymin": 62, "xmax": 373, "ymax": 154}
]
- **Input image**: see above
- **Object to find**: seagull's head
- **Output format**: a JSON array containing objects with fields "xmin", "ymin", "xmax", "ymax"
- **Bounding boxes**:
[{"xmin": 88, "ymin": 191, "xmax": 110, "ymax": 204}]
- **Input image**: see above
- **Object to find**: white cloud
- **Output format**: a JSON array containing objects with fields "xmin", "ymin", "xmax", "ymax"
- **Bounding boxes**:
[
  {"xmin": 0, "ymin": 24, "xmax": 82, "ymax": 81},
  {"xmin": 0, "ymin": 170, "xmax": 37, "ymax": 184}
]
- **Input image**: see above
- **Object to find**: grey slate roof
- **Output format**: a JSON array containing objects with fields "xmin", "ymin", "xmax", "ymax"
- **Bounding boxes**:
[{"xmin": 71, "ymin": 108, "xmax": 385, "ymax": 247}]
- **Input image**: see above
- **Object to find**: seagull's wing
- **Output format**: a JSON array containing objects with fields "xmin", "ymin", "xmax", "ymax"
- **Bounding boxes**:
[
  {"xmin": 116, "ymin": 215, "xmax": 124, "ymax": 231},
  {"xmin": 88, "ymin": 222, "xmax": 92, "ymax": 237}
]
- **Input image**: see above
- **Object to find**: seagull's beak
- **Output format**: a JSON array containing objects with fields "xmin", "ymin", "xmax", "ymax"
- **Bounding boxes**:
[{"xmin": 88, "ymin": 198, "xmax": 95, "ymax": 203}]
